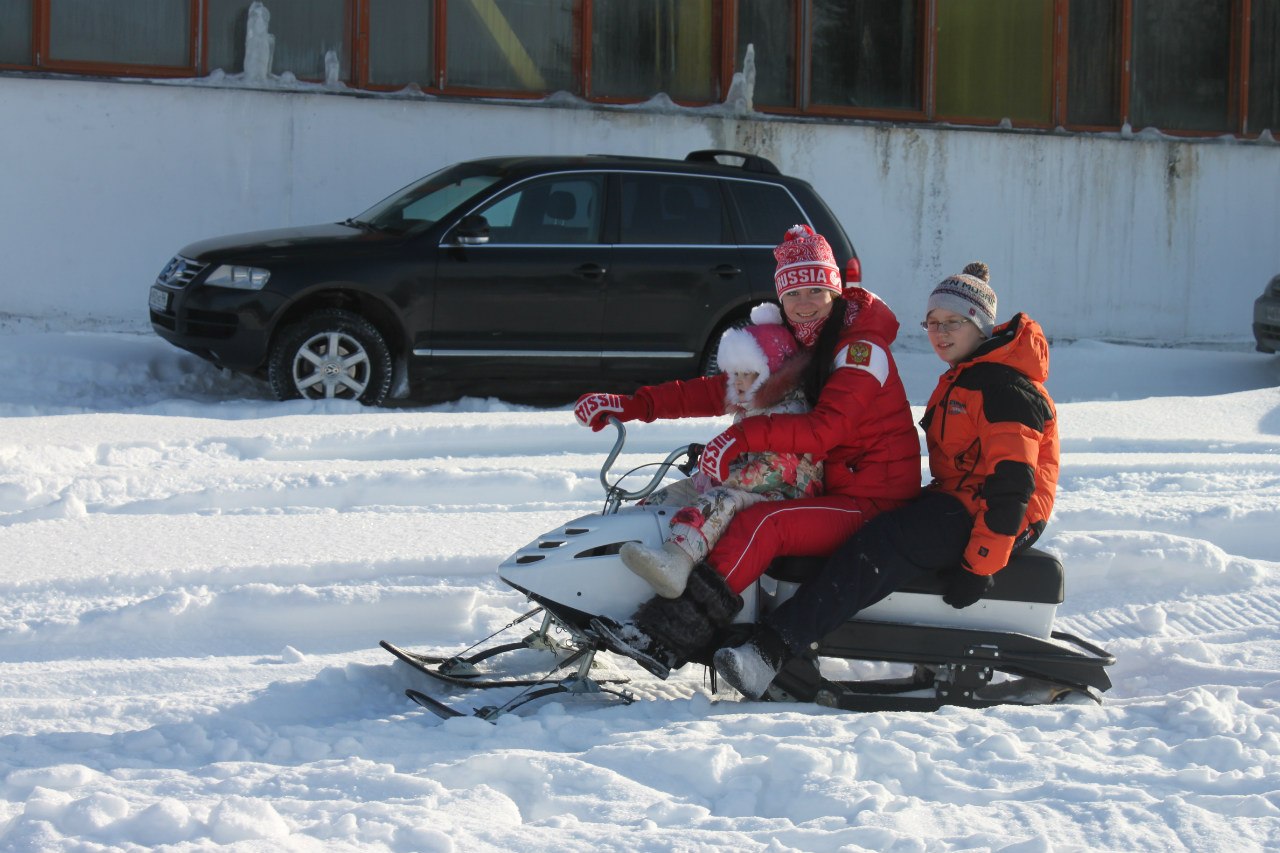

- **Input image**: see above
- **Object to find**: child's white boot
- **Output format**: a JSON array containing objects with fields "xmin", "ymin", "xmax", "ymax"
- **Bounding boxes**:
[{"xmin": 620, "ymin": 541, "xmax": 696, "ymax": 599}]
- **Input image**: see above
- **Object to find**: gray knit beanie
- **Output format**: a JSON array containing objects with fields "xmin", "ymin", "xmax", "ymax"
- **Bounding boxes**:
[{"xmin": 927, "ymin": 261, "xmax": 997, "ymax": 337}]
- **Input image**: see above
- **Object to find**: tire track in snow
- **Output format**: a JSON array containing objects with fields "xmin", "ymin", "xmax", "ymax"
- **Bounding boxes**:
[{"xmin": 1060, "ymin": 587, "xmax": 1280, "ymax": 642}]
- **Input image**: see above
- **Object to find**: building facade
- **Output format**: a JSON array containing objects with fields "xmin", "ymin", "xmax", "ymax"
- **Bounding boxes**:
[
  {"xmin": 2, "ymin": 1, "xmax": 1277, "ymax": 137},
  {"xmin": 1, "ymin": 1, "xmax": 1277, "ymax": 341}
]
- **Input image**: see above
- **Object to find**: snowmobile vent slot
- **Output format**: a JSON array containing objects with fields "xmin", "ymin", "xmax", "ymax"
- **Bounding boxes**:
[
  {"xmin": 574, "ymin": 543, "xmax": 626, "ymax": 559},
  {"xmin": 564, "ymin": 528, "xmax": 589, "ymax": 535},
  {"xmin": 516, "ymin": 555, "xmax": 545, "ymax": 564},
  {"xmin": 538, "ymin": 540, "xmax": 565, "ymax": 549}
]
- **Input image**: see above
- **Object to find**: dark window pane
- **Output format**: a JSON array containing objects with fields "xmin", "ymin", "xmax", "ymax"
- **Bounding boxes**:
[
  {"xmin": 477, "ymin": 176, "xmax": 603, "ymax": 245},
  {"xmin": 369, "ymin": 0, "xmax": 434, "ymax": 87},
  {"xmin": 725, "ymin": 180, "xmax": 806, "ymax": 245},
  {"xmin": 1130, "ymin": 0, "xmax": 1231, "ymax": 132},
  {"xmin": 620, "ymin": 176, "xmax": 726, "ymax": 245},
  {"xmin": 48, "ymin": 0, "xmax": 190, "ymax": 67},
  {"xmin": 446, "ymin": 0, "xmax": 574, "ymax": 93},
  {"xmin": 0, "ymin": 0, "xmax": 32, "ymax": 64},
  {"xmin": 1067, "ymin": 0, "xmax": 1122, "ymax": 126},
  {"xmin": 811, "ymin": 0, "xmax": 919, "ymax": 110},
  {"xmin": 736, "ymin": 0, "xmax": 796, "ymax": 107},
  {"xmin": 208, "ymin": 0, "xmax": 347, "ymax": 80},
  {"xmin": 1250, "ymin": 0, "xmax": 1280, "ymax": 134},
  {"xmin": 935, "ymin": 0, "xmax": 1052, "ymax": 122},
  {"xmin": 208, "ymin": 1, "xmax": 247, "ymax": 73},
  {"xmin": 592, "ymin": 0, "xmax": 716, "ymax": 101}
]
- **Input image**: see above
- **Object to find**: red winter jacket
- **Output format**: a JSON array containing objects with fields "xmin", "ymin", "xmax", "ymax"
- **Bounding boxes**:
[
  {"xmin": 625, "ymin": 288, "xmax": 922, "ymax": 503},
  {"xmin": 920, "ymin": 313, "xmax": 1059, "ymax": 576}
]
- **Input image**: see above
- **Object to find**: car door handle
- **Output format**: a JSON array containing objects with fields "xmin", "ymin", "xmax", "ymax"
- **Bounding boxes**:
[
  {"xmin": 574, "ymin": 263, "xmax": 607, "ymax": 279},
  {"xmin": 713, "ymin": 264, "xmax": 742, "ymax": 278}
]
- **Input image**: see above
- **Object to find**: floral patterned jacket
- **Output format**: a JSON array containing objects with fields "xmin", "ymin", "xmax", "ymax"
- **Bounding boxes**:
[{"xmin": 695, "ymin": 385, "xmax": 823, "ymax": 500}]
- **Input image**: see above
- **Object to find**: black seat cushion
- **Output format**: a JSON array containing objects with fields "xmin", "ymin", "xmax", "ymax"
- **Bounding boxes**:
[{"xmin": 764, "ymin": 546, "xmax": 1064, "ymax": 605}]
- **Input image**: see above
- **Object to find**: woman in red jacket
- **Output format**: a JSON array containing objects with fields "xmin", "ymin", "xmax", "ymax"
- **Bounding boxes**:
[
  {"xmin": 714, "ymin": 261, "xmax": 1061, "ymax": 699},
  {"xmin": 574, "ymin": 225, "xmax": 921, "ymax": 677}
]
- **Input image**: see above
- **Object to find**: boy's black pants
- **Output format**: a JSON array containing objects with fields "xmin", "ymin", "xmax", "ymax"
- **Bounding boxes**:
[{"xmin": 767, "ymin": 489, "xmax": 974, "ymax": 657}]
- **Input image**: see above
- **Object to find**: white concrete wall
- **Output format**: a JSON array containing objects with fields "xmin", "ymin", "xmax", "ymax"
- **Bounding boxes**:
[{"xmin": 2, "ymin": 74, "xmax": 1277, "ymax": 342}]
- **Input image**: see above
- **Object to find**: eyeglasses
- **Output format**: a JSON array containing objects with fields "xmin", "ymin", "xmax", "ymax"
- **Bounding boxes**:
[{"xmin": 920, "ymin": 319, "xmax": 971, "ymax": 334}]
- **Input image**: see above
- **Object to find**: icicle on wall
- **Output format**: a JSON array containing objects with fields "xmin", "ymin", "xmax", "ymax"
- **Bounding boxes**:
[{"xmin": 243, "ymin": 2, "xmax": 275, "ymax": 82}]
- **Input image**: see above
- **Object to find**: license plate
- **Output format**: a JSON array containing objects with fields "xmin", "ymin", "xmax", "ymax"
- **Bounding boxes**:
[
  {"xmin": 1267, "ymin": 305, "xmax": 1280, "ymax": 323},
  {"xmin": 149, "ymin": 287, "xmax": 170, "ymax": 312}
]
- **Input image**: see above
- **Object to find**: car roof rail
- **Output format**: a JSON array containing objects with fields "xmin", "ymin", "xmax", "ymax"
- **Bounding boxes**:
[{"xmin": 685, "ymin": 149, "xmax": 781, "ymax": 175}]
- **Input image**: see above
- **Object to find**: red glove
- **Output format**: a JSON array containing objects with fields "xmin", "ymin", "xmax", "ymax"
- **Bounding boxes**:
[
  {"xmin": 573, "ymin": 393, "xmax": 643, "ymax": 431},
  {"xmin": 698, "ymin": 426, "xmax": 745, "ymax": 483}
]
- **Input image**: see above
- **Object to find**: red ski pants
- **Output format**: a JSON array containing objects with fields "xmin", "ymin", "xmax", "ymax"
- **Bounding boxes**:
[{"xmin": 704, "ymin": 494, "xmax": 907, "ymax": 594}]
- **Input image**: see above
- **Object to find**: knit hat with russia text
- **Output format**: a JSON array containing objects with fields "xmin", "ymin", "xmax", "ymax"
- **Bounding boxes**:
[
  {"xmin": 773, "ymin": 224, "xmax": 842, "ymax": 298},
  {"xmin": 717, "ymin": 303, "xmax": 800, "ymax": 401},
  {"xmin": 927, "ymin": 261, "xmax": 997, "ymax": 337}
]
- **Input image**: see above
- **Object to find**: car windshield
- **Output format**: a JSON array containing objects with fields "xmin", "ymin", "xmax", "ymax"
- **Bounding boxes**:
[{"xmin": 352, "ymin": 163, "xmax": 505, "ymax": 235}]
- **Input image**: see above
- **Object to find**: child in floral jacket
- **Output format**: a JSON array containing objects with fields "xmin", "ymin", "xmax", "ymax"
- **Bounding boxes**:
[{"xmin": 612, "ymin": 303, "xmax": 822, "ymax": 598}]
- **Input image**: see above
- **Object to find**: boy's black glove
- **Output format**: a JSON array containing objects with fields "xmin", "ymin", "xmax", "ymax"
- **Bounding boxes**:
[{"xmin": 942, "ymin": 562, "xmax": 993, "ymax": 609}]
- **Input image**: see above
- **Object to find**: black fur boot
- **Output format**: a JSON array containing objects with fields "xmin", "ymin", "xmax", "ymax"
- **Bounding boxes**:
[
  {"xmin": 590, "ymin": 565, "xmax": 743, "ymax": 678},
  {"xmin": 683, "ymin": 563, "xmax": 744, "ymax": 627},
  {"xmin": 588, "ymin": 613, "xmax": 682, "ymax": 679},
  {"xmin": 633, "ymin": 594, "xmax": 715, "ymax": 661}
]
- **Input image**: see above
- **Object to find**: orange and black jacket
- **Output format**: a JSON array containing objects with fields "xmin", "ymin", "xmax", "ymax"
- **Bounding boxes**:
[{"xmin": 920, "ymin": 313, "xmax": 1059, "ymax": 576}]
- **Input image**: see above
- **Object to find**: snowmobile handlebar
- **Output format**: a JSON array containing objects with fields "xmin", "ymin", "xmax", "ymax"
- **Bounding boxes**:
[{"xmin": 599, "ymin": 416, "xmax": 702, "ymax": 513}]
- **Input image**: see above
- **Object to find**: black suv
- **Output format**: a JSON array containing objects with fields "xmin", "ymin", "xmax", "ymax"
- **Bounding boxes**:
[{"xmin": 149, "ymin": 150, "xmax": 858, "ymax": 404}]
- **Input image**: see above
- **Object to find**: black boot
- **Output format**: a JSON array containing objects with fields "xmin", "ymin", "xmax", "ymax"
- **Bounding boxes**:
[
  {"xmin": 589, "ymin": 566, "xmax": 742, "ymax": 678},
  {"xmin": 683, "ymin": 563, "xmax": 744, "ymax": 627},
  {"xmin": 588, "ymin": 614, "xmax": 681, "ymax": 679}
]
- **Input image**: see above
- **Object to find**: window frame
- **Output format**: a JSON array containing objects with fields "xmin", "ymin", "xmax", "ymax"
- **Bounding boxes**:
[
  {"xmin": 0, "ymin": 0, "xmax": 1272, "ymax": 139},
  {"xmin": 584, "ymin": 0, "xmax": 723, "ymax": 106},
  {"xmin": 930, "ymin": 0, "xmax": 1058, "ymax": 129},
  {"xmin": 350, "ymin": 0, "xmax": 438, "ymax": 91},
  {"xmin": 201, "ymin": 0, "xmax": 358, "ymax": 85},
  {"xmin": 801, "ymin": 0, "xmax": 929, "ymax": 122},
  {"xmin": 29, "ymin": 0, "xmax": 202, "ymax": 77}
]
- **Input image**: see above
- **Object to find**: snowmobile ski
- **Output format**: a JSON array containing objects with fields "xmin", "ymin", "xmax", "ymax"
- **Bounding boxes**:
[
  {"xmin": 381, "ymin": 639, "xmax": 630, "ymax": 689},
  {"xmin": 406, "ymin": 678, "xmax": 636, "ymax": 723},
  {"xmin": 405, "ymin": 688, "xmax": 466, "ymax": 720},
  {"xmin": 380, "ymin": 605, "xmax": 617, "ymax": 688},
  {"xmin": 400, "ymin": 646, "xmax": 637, "ymax": 722}
]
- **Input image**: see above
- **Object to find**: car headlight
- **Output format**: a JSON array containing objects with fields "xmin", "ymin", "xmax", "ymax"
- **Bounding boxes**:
[{"xmin": 204, "ymin": 264, "xmax": 271, "ymax": 290}]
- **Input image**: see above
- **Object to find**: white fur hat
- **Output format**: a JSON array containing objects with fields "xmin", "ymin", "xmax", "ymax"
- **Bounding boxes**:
[{"xmin": 717, "ymin": 303, "xmax": 799, "ymax": 398}]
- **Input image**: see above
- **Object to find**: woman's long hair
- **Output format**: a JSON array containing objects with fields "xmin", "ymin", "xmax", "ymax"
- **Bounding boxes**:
[{"xmin": 801, "ymin": 297, "xmax": 848, "ymax": 406}]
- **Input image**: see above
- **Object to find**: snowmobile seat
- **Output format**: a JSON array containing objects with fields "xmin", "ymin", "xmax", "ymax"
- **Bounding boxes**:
[
  {"xmin": 764, "ymin": 546, "xmax": 1064, "ymax": 605},
  {"xmin": 761, "ymin": 547, "xmax": 1066, "ymax": 638}
]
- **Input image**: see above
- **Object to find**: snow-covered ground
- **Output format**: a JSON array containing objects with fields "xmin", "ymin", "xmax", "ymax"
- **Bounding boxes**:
[{"xmin": 0, "ymin": 329, "xmax": 1278, "ymax": 851}]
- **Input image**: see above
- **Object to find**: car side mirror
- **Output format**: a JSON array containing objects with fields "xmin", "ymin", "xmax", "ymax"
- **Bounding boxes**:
[{"xmin": 452, "ymin": 214, "xmax": 491, "ymax": 246}]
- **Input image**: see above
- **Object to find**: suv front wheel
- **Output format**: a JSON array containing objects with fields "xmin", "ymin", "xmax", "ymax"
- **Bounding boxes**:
[{"xmin": 268, "ymin": 309, "xmax": 393, "ymax": 405}]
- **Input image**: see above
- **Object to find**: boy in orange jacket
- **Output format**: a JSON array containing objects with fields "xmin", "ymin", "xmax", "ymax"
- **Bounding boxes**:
[{"xmin": 715, "ymin": 261, "xmax": 1060, "ymax": 699}]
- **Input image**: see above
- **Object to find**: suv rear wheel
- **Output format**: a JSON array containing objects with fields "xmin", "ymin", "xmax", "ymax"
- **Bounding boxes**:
[
  {"xmin": 700, "ymin": 314, "xmax": 753, "ymax": 377},
  {"xmin": 268, "ymin": 309, "xmax": 392, "ymax": 405}
]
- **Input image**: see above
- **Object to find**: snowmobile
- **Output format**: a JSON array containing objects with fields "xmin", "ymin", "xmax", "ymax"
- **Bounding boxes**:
[{"xmin": 382, "ymin": 419, "xmax": 1115, "ymax": 720}]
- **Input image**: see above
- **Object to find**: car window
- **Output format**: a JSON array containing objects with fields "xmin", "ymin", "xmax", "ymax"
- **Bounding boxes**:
[
  {"xmin": 397, "ymin": 176, "xmax": 500, "ymax": 227},
  {"xmin": 474, "ymin": 175, "xmax": 604, "ymax": 244},
  {"xmin": 620, "ymin": 174, "xmax": 727, "ymax": 245},
  {"xmin": 358, "ymin": 164, "xmax": 503, "ymax": 233},
  {"xmin": 724, "ymin": 180, "xmax": 809, "ymax": 245}
]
